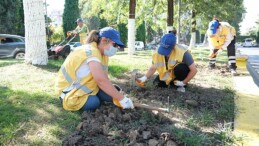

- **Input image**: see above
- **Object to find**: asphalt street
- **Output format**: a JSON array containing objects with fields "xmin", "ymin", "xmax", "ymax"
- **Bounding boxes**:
[{"xmin": 237, "ymin": 46, "xmax": 259, "ymax": 86}]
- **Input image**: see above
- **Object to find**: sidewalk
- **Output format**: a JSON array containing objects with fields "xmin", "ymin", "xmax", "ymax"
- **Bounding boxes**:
[{"xmin": 233, "ymin": 50, "xmax": 259, "ymax": 146}]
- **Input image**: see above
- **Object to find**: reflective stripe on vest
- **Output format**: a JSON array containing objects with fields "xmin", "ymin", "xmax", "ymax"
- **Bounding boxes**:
[
  {"xmin": 61, "ymin": 66, "xmax": 93, "ymax": 95},
  {"xmin": 61, "ymin": 65, "xmax": 72, "ymax": 83},
  {"xmin": 161, "ymin": 72, "xmax": 170, "ymax": 81},
  {"xmin": 168, "ymin": 60, "xmax": 177, "ymax": 66},
  {"xmin": 73, "ymin": 83, "xmax": 93, "ymax": 94},
  {"xmin": 154, "ymin": 62, "xmax": 164, "ymax": 67}
]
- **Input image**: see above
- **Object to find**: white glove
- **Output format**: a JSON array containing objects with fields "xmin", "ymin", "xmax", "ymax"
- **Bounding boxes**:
[
  {"xmin": 119, "ymin": 96, "xmax": 134, "ymax": 109},
  {"xmin": 177, "ymin": 87, "xmax": 185, "ymax": 93},
  {"xmin": 174, "ymin": 80, "xmax": 186, "ymax": 87},
  {"xmin": 138, "ymin": 76, "xmax": 147, "ymax": 82}
]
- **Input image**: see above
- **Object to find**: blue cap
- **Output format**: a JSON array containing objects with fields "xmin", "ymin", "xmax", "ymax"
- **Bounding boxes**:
[
  {"xmin": 158, "ymin": 33, "xmax": 176, "ymax": 56},
  {"xmin": 209, "ymin": 20, "xmax": 219, "ymax": 35},
  {"xmin": 99, "ymin": 27, "xmax": 124, "ymax": 47}
]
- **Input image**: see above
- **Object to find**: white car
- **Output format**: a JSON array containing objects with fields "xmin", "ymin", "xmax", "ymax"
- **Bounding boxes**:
[
  {"xmin": 135, "ymin": 41, "xmax": 144, "ymax": 51},
  {"xmin": 242, "ymin": 38, "xmax": 254, "ymax": 47}
]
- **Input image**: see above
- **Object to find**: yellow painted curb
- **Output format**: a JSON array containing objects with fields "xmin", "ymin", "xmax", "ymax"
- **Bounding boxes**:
[
  {"xmin": 236, "ymin": 55, "xmax": 248, "ymax": 69},
  {"xmin": 233, "ymin": 66, "xmax": 259, "ymax": 146}
]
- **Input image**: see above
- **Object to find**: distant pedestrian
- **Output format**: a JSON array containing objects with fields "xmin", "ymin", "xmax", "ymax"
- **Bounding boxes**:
[{"xmin": 73, "ymin": 18, "xmax": 89, "ymax": 45}]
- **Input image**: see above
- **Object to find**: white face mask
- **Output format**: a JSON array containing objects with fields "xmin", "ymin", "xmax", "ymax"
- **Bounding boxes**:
[{"xmin": 104, "ymin": 46, "xmax": 117, "ymax": 57}]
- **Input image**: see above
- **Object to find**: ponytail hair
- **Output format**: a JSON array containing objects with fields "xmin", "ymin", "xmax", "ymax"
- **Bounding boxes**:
[{"xmin": 86, "ymin": 30, "xmax": 100, "ymax": 44}]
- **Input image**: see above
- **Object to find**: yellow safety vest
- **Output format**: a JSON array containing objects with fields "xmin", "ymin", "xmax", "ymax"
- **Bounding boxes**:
[
  {"xmin": 209, "ymin": 22, "xmax": 236, "ymax": 49},
  {"xmin": 152, "ymin": 44, "xmax": 187, "ymax": 85},
  {"xmin": 55, "ymin": 42, "xmax": 108, "ymax": 111},
  {"xmin": 75, "ymin": 24, "xmax": 88, "ymax": 37}
]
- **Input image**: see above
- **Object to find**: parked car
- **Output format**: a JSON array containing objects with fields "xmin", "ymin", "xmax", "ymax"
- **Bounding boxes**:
[
  {"xmin": 235, "ymin": 42, "xmax": 242, "ymax": 47},
  {"xmin": 242, "ymin": 38, "xmax": 255, "ymax": 47},
  {"xmin": 69, "ymin": 42, "xmax": 81, "ymax": 51},
  {"xmin": 145, "ymin": 44, "xmax": 157, "ymax": 50},
  {"xmin": 135, "ymin": 41, "xmax": 144, "ymax": 51},
  {"xmin": 0, "ymin": 34, "xmax": 25, "ymax": 59}
]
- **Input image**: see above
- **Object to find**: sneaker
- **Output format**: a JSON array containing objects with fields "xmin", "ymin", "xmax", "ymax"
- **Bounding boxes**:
[
  {"xmin": 208, "ymin": 64, "xmax": 216, "ymax": 69},
  {"xmin": 230, "ymin": 69, "xmax": 237, "ymax": 76}
]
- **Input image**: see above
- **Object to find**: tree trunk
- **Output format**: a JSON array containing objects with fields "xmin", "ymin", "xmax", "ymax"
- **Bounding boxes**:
[
  {"xmin": 167, "ymin": 0, "xmax": 174, "ymax": 33},
  {"xmin": 188, "ymin": 10, "xmax": 196, "ymax": 51},
  {"xmin": 128, "ymin": 0, "xmax": 136, "ymax": 55},
  {"xmin": 23, "ymin": 0, "xmax": 48, "ymax": 65},
  {"xmin": 177, "ymin": 0, "xmax": 181, "ymax": 44}
]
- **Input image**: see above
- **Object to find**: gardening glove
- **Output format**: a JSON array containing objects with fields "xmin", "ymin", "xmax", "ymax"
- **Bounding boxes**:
[
  {"xmin": 209, "ymin": 48, "xmax": 219, "ymax": 58},
  {"xmin": 174, "ymin": 80, "xmax": 186, "ymax": 87},
  {"xmin": 67, "ymin": 31, "xmax": 72, "ymax": 37},
  {"xmin": 135, "ymin": 76, "xmax": 147, "ymax": 87},
  {"xmin": 177, "ymin": 87, "xmax": 186, "ymax": 93},
  {"xmin": 113, "ymin": 96, "xmax": 134, "ymax": 109}
]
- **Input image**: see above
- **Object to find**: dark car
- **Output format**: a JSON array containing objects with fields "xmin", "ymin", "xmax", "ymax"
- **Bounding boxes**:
[{"xmin": 0, "ymin": 34, "xmax": 25, "ymax": 59}]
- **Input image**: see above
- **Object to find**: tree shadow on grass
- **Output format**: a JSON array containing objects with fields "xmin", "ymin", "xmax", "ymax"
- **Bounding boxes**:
[
  {"xmin": 0, "ymin": 86, "xmax": 81, "ymax": 145},
  {"xmin": 35, "ymin": 59, "xmax": 65, "ymax": 73},
  {"xmin": 0, "ymin": 59, "xmax": 23, "ymax": 68},
  {"xmin": 0, "ymin": 86, "xmax": 36, "ymax": 144}
]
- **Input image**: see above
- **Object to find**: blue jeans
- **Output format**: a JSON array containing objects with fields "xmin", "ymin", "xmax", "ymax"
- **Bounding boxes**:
[{"xmin": 80, "ymin": 89, "xmax": 113, "ymax": 111}]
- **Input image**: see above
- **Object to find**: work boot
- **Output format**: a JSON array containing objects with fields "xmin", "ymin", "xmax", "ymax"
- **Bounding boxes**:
[
  {"xmin": 230, "ymin": 69, "xmax": 238, "ymax": 76},
  {"xmin": 208, "ymin": 63, "xmax": 216, "ymax": 69}
]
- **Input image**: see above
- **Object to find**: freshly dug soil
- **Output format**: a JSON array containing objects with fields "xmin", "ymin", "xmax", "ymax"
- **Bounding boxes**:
[{"xmin": 62, "ymin": 64, "xmax": 235, "ymax": 146}]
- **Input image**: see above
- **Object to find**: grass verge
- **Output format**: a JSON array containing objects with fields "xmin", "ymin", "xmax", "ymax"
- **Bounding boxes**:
[{"xmin": 0, "ymin": 48, "xmax": 241, "ymax": 145}]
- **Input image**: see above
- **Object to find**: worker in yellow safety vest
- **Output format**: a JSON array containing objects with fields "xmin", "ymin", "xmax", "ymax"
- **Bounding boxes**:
[
  {"xmin": 73, "ymin": 18, "xmax": 89, "ymax": 45},
  {"xmin": 55, "ymin": 27, "xmax": 134, "ymax": 111},
  {"xmin": 135, "ymin": 33, "xmax": 197, "ymax": 92},
  {"xmin": 207, "ymin": 19, "xmax": 237, "ymax": 75}
]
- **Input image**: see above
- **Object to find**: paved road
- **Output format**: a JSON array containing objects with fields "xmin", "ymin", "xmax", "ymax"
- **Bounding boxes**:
[
  {"xmin": 234, "ymin": 46, "xmax": 259, "ymax": 146},
  {"xmin": 237, "ymin": 46, "xmax": 259, "ymax": 86}
]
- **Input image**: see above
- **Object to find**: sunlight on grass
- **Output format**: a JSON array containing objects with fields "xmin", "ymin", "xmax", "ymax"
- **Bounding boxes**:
[
  {"xmin": 0, "ymin": 59, "xmax": 23, "ymax": 67},
  {"xmin": 0, "ymin": 48, "xmax": 238, "ymax": 145}
]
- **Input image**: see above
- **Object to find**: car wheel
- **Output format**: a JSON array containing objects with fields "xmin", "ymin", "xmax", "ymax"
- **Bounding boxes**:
[{"xmin": 14, "ymin": 52, "xmax": 25, "ymax": 59}]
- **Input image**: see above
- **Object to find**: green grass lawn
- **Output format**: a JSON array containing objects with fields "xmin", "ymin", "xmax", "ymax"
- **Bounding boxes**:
[{"xmin": 0, "ymin": 48, "xmax": 241, "ymax": 145}]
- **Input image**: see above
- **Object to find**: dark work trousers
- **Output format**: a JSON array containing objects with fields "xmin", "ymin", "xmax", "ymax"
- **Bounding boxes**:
[
  {"xmin": 209, "ymin": 36, "xmax": 237, "ymax": 70},
  {"xmin": 227, "ymin": 36, "xmax": 237, "ymax": 70},
  {"xmin": 153, "ymin": 63, "xmax": 190, "ymax": 88}
]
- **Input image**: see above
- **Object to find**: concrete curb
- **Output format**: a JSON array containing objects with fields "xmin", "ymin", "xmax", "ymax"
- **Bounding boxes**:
[{"xmin": 246, "ymin": 58, "xmax": 259, "ymax": 87}]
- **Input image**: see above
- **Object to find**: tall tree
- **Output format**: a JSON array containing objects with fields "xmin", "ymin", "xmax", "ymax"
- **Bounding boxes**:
[
  {"xmin": 63, "ymin": 0, "xmax": 80, "ymax": 37},
  {"xmin": 128, "ymin": 0, "xmax": 136, "ymax": 55},
  {"xmin": 0, "ymin": 0, "xmax": 24, "ymax": 35},
  {"xmin": 167, "ymin": 0, "xmax": 174, "ymax": 32},
  {"xmin": 177, "ymin": 0, "xmax": 181, "ymax": 43},
  {"xmin": 136, "ymin": 21, "xmax": 146, "ymax": 44},
  {"xmin": 23, "ymin": 0, "xmax": 48, "ymax": 65},
  {"xmin": 118, "ymin": 23, "xmax": 128, "ymax": 47},
  {"xmin": 188, "ymin": 10, "xmax": 196, "ymax": 50}
]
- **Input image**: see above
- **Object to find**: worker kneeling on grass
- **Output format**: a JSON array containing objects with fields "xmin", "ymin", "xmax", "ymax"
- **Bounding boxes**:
[
  {"xmin": 136, "ymin": 33, "xmax": 197, "ymax": 92},
  {"xmin": 55, "ymin": 27, "xmax": 134, "ymax": 111}
]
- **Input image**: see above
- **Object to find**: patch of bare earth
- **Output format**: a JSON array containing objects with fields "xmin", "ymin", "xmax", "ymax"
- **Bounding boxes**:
[{"xmin": 62, "ymin": 64, "xmax": 235, "ymax": 146}]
